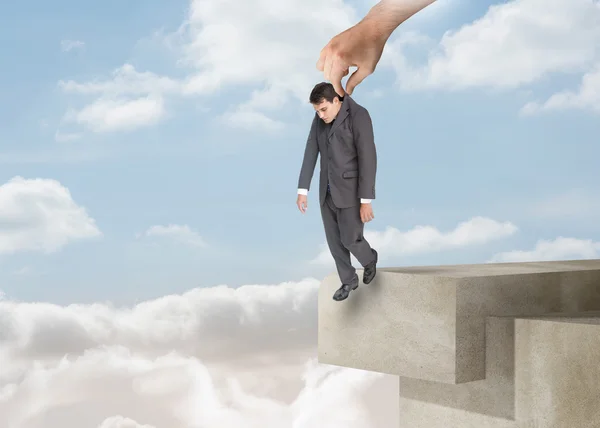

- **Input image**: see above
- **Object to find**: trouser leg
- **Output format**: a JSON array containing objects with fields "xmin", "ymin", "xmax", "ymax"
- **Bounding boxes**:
[
  {"xmin": 320, "ymin": 193, "xmax": 358, "ymax": 285},
  {"xmin": 338, "ymin": 203, "xmax": 377, "ymax": 267}
]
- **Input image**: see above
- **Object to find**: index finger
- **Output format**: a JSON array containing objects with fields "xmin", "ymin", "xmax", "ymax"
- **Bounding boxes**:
[
  {"xmin": 329, "ymin": 61, "xmax": 347, "ymax": 97},
  {"xmin": 316, "ymin": 49, "xmax": 326, "ymax": 72}
]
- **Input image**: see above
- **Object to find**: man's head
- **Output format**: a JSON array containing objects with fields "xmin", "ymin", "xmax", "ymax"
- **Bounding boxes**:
[{"xmin": 309, "ymin": 82, "xmax": 343, "ymax": 123}]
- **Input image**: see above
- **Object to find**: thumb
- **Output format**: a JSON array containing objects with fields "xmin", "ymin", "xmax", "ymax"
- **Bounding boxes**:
[
  {"xmin": 331, "ymin": 79, "xmax": 345, "ymax": 98},
  {"xmin": 346, "ymin": 67, "xmax": 370, "ymax": 95}
]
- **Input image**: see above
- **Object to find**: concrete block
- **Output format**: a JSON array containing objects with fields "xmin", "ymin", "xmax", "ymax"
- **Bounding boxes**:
[
  {"xmin": 515, "ymin": 315, "xmax": 600, "ymax": 428},
  {"xmin": 398, "ymin": 316, "xmax": 516, "ymax": 425},
  {"xmin": 397, "ymin": 312, "xmax": 600, "ymax": 427},
  {"xmin": 318, "ymin": 259, "xmax": 600, "ymax": 384}
]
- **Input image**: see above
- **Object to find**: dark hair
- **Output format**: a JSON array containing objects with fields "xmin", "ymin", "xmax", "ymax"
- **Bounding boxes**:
[{"xmin": 309, "ymin": 82, "xmax": 339, "ymax": 104}]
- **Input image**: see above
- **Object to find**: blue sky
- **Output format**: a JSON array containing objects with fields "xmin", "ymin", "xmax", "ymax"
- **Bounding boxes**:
[{"xmin": 1, "ymin": 0, "xmax": 600, "ymax": 306}]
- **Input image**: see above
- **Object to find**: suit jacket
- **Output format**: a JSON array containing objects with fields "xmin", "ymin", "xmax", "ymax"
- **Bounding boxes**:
[{"xmin": 297, "ymin": 95, "xmax": 377, "ymax": 209}]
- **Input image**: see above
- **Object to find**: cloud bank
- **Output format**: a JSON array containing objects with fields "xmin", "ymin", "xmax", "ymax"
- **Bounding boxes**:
[{"xmin": 0, "ymin": 278, "xmax": 398, "ymax": 428}]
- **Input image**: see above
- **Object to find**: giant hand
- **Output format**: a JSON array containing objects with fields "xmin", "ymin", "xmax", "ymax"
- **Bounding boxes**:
[
  {"xmin": 317, "ymin": 0, "xmax": 437, "ymax": 96},
  {"xmin": 317, "ymin": 19, "xmax": 387, "ymax": 97}
]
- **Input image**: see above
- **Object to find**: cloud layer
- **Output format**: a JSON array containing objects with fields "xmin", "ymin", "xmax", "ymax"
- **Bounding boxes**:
[{"xmin": 0, "ymin": 278, "xmax": 398, "ymax": 428}]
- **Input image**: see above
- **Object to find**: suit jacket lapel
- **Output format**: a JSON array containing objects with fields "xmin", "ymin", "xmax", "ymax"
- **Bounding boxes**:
[{"xmin": 328, "ymin": 97, "xmax": 350, "ymax": 138}]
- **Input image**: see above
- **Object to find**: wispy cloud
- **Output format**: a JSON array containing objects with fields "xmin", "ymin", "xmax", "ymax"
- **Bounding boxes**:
[
  {"xmin": 139, "ymin": 224, "xmax": 206, "ymax": 247},
  {"xmin": 61, "ymin": 39, "xmax": 85, "ymax": 52},
  {"xmin": 489, "ymin": 237, "xmax": 600, "ymax": 262},
  {"xmin": 521, "ymin": 63, "xmax": 600, "ymax": 116},
  {"xmin": 63, "ymin": 95, "xmax": 166, "ymax": 133}
]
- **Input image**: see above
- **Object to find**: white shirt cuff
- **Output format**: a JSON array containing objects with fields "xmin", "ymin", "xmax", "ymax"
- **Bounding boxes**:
[{"xmin": 361, "ymin": 199, "xmax": 372, "ymax": 203}]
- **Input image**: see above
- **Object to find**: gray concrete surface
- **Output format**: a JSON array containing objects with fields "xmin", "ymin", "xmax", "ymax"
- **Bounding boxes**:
[
  {"xmin": 318, "ymin": 259, "xmax": 600, "ymax": 384},
  {"xmin": 317, "ymin": 259, "xmax": 600, "ymax": 427}
]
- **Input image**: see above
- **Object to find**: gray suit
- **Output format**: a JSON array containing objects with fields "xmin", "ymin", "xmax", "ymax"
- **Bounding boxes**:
[{"xmin": 298, "ymin": 95, "xmax": 377, "ymax": 285}]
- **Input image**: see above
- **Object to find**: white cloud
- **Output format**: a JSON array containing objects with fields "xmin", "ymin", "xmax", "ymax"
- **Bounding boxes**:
[
  {"xmin": 384, "ymin": 0, "xmax": 600, "ymax": 116},
  {"xmin": 220, "ymin": 108, "xmax": 285, "ymax": 133},
  {"xmin": 0, "ymin": 279, "xmax": 393, "ymax": 428},
  {"xmin": 140, "ymin": 224, "xmax": 206, "ymax": 247},
  {"xmin": 393, "ymin": 0, "xmax": 600, "ymax": 90},
  {"xmin": 521, "ymin": 63, "xmax": 600, "ymax": 115},
  {"xmin": 62, "ymin": 96, "xmax": 166, "ymax": 133},
  {"xmin": 311, "ymin": 216, "xmax": 517, "ymax": 266},
  {"xmin": 0, "ymin": 278, "xmax": 320, "ymax": 366},
  {"xmin": 59, "ymin": 64, "xmax": 181, "ymax": 97},
  {"xmin": 57, "ymin": 64, "xmax": 179, "ymax": 133},
  {"xmin": 57, "ymin": 0, "xmax": 358, "ymax": 134},
  {"xmin": 489, "ymin": 236, "xmax": 600, "ymax": 262},
  {"xmin": 0, "ymin": 176, "xmax": 101, "ymax": 255},
  {"xmin": 61, "ymin": 40, "xmax": 85, "ymax": 52},
  {"xmin": 173, "ymin": 0, "xmax": 355, "ymax": 96}
]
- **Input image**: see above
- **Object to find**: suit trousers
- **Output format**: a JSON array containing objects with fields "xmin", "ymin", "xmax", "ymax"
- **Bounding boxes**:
[{"xmin": 320, "ymin": 190, "xmax": 376, "ymax": 285}]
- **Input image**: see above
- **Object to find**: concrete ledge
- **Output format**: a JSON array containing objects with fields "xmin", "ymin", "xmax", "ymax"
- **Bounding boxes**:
[{"xmin": 318, "ymin": 259, "xmax": 600, "ymax": 384}]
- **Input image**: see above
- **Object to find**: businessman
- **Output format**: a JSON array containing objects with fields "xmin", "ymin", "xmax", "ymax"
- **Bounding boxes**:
[{"xmin": 297, "ymin": 82, "xmax": 378, "ymax": 301}]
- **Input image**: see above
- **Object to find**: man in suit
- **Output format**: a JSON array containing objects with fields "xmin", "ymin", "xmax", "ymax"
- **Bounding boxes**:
[{"xmin": 297, "ymin": 82, "xmax": 378, "ymax": 301}]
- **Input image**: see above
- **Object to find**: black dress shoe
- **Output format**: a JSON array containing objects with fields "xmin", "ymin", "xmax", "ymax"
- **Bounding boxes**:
[
  {"xmin": 363, "ymin": 249, "xmax": 378, "ymax": 284},
  {"xmin": 333, "ymin": 282, "xmax": 359, "ymax": 301}
]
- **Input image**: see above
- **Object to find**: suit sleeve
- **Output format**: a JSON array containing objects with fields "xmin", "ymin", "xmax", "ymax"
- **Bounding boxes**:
[
  {"xmin": 297, "ymin": 115, "xmax": 320, "ymax": 191},
  {"xmin": 354, "ymin": 108, "xmax": 377, "ymax": 200}
]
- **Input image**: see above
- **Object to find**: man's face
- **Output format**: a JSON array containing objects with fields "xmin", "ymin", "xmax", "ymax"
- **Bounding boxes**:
[{"xmin": 312, "ymin": 97, "xmax": 341, "ymax": 123}]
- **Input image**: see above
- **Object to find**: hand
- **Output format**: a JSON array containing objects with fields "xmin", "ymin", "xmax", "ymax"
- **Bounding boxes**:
[
  {"xmin": 360, "ymin": 203, "xmax": 374, "ymax": 223},
  {"xmin": 297, "ymin": 194, "xmax": 308, "ymax": 213},
  {"xmin": 317, "ymin": 18, "xmax": 387, "ymax": 97}
]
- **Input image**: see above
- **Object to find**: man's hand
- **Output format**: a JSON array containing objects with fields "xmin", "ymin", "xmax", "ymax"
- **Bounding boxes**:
[
  {"xmin": 317, "ymin": 0, "xmax": 437, "ymax": 96},
  {"xmin": 317, "ymin": 19, "xmax": 386, "ymax": 97},
  {"xmin": 360, "ymin": 203, "xmax": 374, "ymax": 223},
  {"xmin": 297, "ymin": 194, "xmax": 308, "ymax": 213}
]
